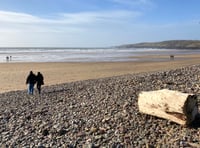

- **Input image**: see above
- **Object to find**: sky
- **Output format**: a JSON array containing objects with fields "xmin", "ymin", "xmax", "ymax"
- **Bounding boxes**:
[{"xmin": 0, "ymin": 0, "xmax": 200, "ymax": 47}]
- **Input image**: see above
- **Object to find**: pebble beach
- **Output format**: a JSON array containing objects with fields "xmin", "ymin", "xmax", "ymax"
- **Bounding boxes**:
[{"xmin": 1, "ymin": 64, "xmax": 200, "ymax": 147}]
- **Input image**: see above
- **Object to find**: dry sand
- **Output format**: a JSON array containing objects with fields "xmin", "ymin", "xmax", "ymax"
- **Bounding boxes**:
[{"xmin": 1, "ymin": 54, "xmax": 200, "ymax": 93}]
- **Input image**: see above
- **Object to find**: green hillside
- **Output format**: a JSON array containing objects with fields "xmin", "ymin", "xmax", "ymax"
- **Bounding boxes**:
[{"xmin": 117, "ymin": 40, "xmax": 200, "ymax": 49}]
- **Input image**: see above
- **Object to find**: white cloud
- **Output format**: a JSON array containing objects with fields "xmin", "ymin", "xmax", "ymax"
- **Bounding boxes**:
[
  {"xmin": 110, "ymin": 0, "xmax": 152, "ymax": 6},
  {"xmin": 1, "ymin": 8, "xmax": 198, "ymax": 47},
  {"xmin": 0, "ymin": 11, "xmax": 43, "ymax": 23},
  {"xmin": 0, "ymin": 9, "xmax": 141, "ymax": 35},
  {"xmin": 60, "ymin": 10, "xmax": 139, "ymax": 24},
  {"xmin": 0, "ymin": 10, "xmax": 141, "ymax": 47}
]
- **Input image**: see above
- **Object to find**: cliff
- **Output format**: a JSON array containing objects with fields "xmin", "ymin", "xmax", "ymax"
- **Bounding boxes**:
[{"xmin": 117, "ymin": 40, "xmax": 200, "ymax": 49}]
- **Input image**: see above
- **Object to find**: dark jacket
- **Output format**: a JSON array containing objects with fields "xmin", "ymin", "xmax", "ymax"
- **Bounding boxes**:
[
  {"xmin": 36, "ymin": 72, "xmax": 44, "ymax": 85},
  {"xmin": 26, "ymin": 71, "xmax": 36, "ymax": 84}
]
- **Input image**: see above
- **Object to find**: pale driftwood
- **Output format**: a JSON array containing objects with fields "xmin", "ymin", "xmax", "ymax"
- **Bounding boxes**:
[{"xmin": 138, "ymin": 89, "xmax": 199, "ymax": 125}]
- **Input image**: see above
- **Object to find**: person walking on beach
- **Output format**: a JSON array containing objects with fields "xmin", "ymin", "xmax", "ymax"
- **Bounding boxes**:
[
  {"xmin": 36, "ymin": 72, "xmax": 44, "ymax": 94},
  {"xmin": 26, "ymin": 71, "xmax": 36, "ymax": 95}
]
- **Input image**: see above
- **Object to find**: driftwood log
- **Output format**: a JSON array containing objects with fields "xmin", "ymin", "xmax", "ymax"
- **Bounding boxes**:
[{"xmin": 138, "ymin": 89, "xmax": 199, "ymax": 125}]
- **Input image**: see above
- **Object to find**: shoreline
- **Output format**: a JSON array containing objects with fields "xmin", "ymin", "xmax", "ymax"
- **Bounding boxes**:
[{"xmin": 1, "ymin": 54, "xmax": 200, "ymax": 93}]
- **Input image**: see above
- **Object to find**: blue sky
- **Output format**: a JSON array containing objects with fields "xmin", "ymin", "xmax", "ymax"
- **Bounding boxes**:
[{"xmin": 0, "ymin": 0, "xmax": 199, "ymax": 47}]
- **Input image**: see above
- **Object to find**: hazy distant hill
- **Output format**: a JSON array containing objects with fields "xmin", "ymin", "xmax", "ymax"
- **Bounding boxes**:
[{"xmin": 117, "ymin": 40, "xmax": 200, "ymax": 49}]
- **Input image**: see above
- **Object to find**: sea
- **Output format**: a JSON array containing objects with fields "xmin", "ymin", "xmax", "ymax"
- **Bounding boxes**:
[{"xmin": 0, "ymin": 47, "xmax": 200, "ymax": 63}]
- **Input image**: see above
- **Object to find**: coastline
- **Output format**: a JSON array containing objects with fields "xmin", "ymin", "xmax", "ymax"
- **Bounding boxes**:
[{"xmin": 1, "ymin": 54, "xmax": 200, "ymax": 93}]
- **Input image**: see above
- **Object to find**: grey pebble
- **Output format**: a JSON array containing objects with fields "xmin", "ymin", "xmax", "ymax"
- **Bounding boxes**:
[{"xmin": 0, "ymin": 65, "xmax": 200, "ymax": 147}]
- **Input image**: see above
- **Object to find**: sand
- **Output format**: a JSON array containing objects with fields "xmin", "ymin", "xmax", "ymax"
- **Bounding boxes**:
[{"xmin": 1, "ymin": 54, "xmax": 200, "ymax": 93}]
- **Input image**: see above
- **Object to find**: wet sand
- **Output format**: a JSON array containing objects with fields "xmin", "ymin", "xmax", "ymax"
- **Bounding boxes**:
[{"xmin": 1, "ymin": 54, "xmax": 200, "ymax": 93}]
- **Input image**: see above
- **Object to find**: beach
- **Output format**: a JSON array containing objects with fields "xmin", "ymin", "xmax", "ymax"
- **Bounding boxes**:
[
  {"xmin": 1, "ymin": 53, "xmax": 200, "ymax": 147},
  {"xmin": 1, "ymin": 56, "xmax": 200, "ymax": 147},
  {"xmin": 1, "ymin": 54, "xmax": 200, "ymax": 93}
]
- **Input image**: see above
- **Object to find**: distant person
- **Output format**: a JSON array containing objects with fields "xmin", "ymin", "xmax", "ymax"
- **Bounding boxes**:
[
  {"xmin": 170, "ymin": 55, "xmax": 174, "ymax": 60},
  {"xmin": 36, "ymin": 72, "xmax": 44, "ymax": 94},
  {"xmin": 26, "ymin": 71, "xmax": 36, "ymax": 95},
  {"xmin": 6, "ymin": 56, "xmax": 9, "ymax": 62}
]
